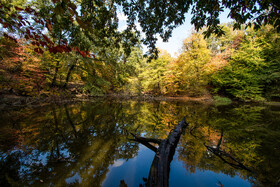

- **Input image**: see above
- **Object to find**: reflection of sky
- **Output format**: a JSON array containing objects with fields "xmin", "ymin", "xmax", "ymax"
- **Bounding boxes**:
[
  {"xmin": 102, "ymin": 144, "xmax": 251, "ymax": 187},
  {"xmin": 65, "ymin": 172, "xmax": 82, "ymax": 185},
  {"xmin": 169, "ymin": 152, "xmax": 251, "ymax": 187},
  {"xmin": 14, "ymin": 143, "xmax": 71, "ymax": 181},
  {"xmin": 102, "ymin": 144, "xmax": 154, "ymax": 187}
]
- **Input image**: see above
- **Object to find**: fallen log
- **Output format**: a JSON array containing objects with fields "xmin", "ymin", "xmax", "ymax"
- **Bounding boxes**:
[{"xmin": 131, "ymin": 117, "xmax": 188, "ymax": 187}]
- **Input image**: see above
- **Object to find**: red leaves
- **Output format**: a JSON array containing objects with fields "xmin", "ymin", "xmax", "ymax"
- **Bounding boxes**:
[
  {"xmin": 14, "ymin": 6, "xmax": 33, "ymax": 13},
  {"xmin": 63, "ymin": 45, "xmax": 72, "ymax": 52},
  {"xmin": 33, "ymin": 33, "xmax": 40, "ymax": 40},
  {"xmin": 39, "ymin": 41, "xmax": 47, "ymax": 47},
  {"xmin": 42, "ymin": 34, "xmax": 54, "ymax": 46},
  {"xmin": 34, "ymin": 48, "xmax": 44, "ymax": 54},
  {"xmin": 80, "ymin": 51, "xmax": 86, "ymax": 58},
  {"xmin": 3, "ymin": 23, "xmax": 9, "ymax": 28},
  {"xmin": 24, "ymin": 7, "xmax": 32, "ymax": 13},
  {"xmin": 17, "ymin": 15, "xmax": 23, "ymax": 20},
  {"xmin": 74, "ymin": 47, "xmax": 94, "ymax": 58},
  {"xmin": 1, "ymin": 4, "xmax": 93, "ymax": 59},
  {"xmin": 48, "ymin": 45, "xmax": 71, "ymax": 54},
  {"xmin": 15, "ymin": 7, "xmax": 24, "ymax": 11},
  {"xmin": 52, "ymin": 0, "xmax": 61, "ymax": 3},
  {"xmin": 26, "ymin": 28, "xmax": 31, "ymax": 35}
]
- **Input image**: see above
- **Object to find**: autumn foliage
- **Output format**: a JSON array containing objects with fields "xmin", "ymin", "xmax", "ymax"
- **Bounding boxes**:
[{"xmin": 0, "ymin": 38, "xmax": 48, "ymax": 96}]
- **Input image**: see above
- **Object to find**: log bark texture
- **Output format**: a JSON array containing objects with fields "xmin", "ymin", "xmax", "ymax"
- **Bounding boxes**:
[{"xmin": 148, "ymin": 117, "xmax": 188, "ymax": 187}]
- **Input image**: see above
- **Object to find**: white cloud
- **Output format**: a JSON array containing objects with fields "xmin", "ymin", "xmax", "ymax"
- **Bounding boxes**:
[{"xmin": 112, "ymin": 159, "xmax": 125, "ymax": 167}]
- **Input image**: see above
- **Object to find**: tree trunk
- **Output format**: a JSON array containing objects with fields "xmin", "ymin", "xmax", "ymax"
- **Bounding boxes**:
[
  {"xmin": 63, "ymin": 63, "xmax": 75, "ymax": 89},
  {"xmin": 131, "ymin": 117, "xmax": 188, "ymax": 187},
  {"xmin": 51, "ymin": 59, "xmax": 60, "ymax": 87}
]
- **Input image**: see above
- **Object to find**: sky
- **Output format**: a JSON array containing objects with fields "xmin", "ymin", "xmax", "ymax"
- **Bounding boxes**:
[{"xmin": 118, "ymin": 9, "xmax": 233, "ymax": 57}]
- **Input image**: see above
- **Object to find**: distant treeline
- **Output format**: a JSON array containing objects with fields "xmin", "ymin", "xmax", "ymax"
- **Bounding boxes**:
[{"xmin": 1, "ymin": 23, "xmax": 279, "ymax": 101}]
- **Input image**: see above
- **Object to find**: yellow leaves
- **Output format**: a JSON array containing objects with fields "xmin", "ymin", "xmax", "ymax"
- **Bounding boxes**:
[{"xmin": 72, "ymin": 108, "xmax": 80, "ymax": 115}]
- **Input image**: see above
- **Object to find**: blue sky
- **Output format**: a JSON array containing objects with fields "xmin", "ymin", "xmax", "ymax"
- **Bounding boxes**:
[
  {"xmin": 118, "ymin": 9, "xmax": 233, "ymax": 56},
  {"xmin": 156, "ymin": 10, "xmax": 233, "ymax": 56}
]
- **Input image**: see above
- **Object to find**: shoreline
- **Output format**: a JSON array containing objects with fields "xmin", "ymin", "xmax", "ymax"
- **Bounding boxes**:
[
  {"xmin": 1, "ymin": 93, "xmax": 280, "ymax": 110},
  {"xmin": 0, "ymin": 93, "xmax": 214, "ymax": 108}
]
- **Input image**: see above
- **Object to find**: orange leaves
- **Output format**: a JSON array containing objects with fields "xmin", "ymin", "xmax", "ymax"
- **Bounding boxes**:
[
  {"xmin": 46, "ymin": 19, "xmax": 52, "ymax": 32},
  {"xmin": 79, "ymin": 51, "xmax": 86, "ymax": 58},
  {"xmin": 0, "ymin": 39, "xmax": 48, "ymax": 96},
  {"xmin": 73, "ymin": 47, "xmax": 93, "ymax": 58}
]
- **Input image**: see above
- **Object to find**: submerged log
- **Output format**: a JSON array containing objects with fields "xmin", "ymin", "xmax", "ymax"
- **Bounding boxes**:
[{"xmin": 131, "ymin": 117, "xmax": 188, "ymax": 187}]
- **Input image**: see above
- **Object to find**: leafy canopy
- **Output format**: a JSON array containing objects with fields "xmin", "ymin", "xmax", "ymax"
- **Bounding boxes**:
[{"xmin": 1, "ymin": 0, "xmax": 279, "ymax": 57}]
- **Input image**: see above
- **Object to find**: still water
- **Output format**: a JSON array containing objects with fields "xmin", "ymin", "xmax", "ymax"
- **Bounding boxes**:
[{"xmin": 0, "ymin": 100, "xmax": 279, "ymax": 186}]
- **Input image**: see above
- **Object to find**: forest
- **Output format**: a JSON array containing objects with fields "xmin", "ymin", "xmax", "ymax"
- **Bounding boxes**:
[{"xmin": 1, "ymin": 0, "xmax": 279, "ymax": 102}]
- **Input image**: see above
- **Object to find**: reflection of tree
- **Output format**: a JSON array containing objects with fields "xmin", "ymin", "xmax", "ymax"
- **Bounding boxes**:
[
  {"xmin": 177, "ymin": 104, "xmax": 280, "ymax": 186},
  {"xmin": 204, "ymin": 130, "xmax": 253, "ymax": 173},
  {"xmin": 0, "ymin": 101, "xmax": 279, "ymax": 186},
  {"xmin": 0, "ymin": 101, "xmax": 140, "ymax": 186}
]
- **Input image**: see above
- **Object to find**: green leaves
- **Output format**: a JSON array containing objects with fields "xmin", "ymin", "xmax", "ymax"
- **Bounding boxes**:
[{"xmin": 210, "ymin": 25, "xmax": 280, "ymax": 101}]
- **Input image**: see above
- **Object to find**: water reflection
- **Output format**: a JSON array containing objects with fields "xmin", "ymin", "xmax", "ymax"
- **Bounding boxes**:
[{"xmin": 0, "ymin": 100, "xmax": 279, "ymax": 186}]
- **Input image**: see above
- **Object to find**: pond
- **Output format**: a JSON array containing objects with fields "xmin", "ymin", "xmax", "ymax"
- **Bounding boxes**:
[{"xmin": 0, "ymin": 99, "xmax": 279, "ymax": 186}]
